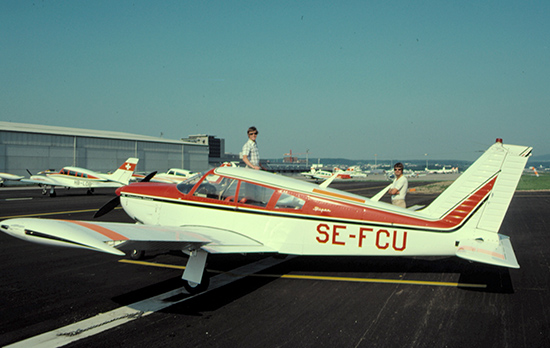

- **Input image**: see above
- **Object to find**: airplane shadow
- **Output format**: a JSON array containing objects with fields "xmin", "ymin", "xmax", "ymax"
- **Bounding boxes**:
[
  {"xmin": 276, "ymin": 255, "xmax": 514, "ymax": 294},
  {"xmin": 111, "ymin": 253, "xmax": 513, "ymax": 317}
]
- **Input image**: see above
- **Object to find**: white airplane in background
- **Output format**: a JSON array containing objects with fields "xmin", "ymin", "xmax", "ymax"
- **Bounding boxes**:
[
  {"xmin": 0, "ymin": 139, "xmax": 531, "ymax": 294},
  {"xmin": 425, "ymin": 166, "xmax": 459, "ymax": 174},
  {"xmin": 22, "ymin": 158, "xmax": 139, "ymax": 197},
  {"xmin": 345, "ymin": 166, "xmax": 368, "ymax": 178},
  {"xmin": 153, "ymin": 168, "xmax": 198, "ymax": 183},
  {"xmin": 300, "ymin": 167, "xmax": 351, "ymax": 182},
  {"xmin": 132, "ymin": 168, "xmax": 197, "ymax": 184},
  {"xmin": 0, "ymin": 172, "xmax": 24, "ymax": 186}
]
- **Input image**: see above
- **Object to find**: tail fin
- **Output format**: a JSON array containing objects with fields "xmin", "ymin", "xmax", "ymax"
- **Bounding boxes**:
[
  {"xmin": 423, "ymin": 139, "xmax": 531, "ymax": 268},
  {"xmin": 107, "ymin": 158, "xmax": 139, "ymax": 185}
]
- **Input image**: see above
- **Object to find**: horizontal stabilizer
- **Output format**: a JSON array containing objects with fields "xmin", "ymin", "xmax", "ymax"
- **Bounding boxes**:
[{"xmin": 456, "ymin": 234, "xmax": 519, "ymax": 269}]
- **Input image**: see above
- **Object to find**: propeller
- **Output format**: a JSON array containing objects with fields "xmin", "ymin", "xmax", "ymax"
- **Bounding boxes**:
[
  {"xmin": 93, "ymin": 196, "xmax": 120, "ymax": 218},
  {"xmin": 94, "ymin": 171, "xmax": 157, "ymax": 218},
  {"xmin": 141, "ymin": 171, "xmax": 157, "ymax": 183}
]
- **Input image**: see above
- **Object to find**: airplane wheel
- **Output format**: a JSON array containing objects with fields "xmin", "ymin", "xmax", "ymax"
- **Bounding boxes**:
[
  {"xmin": 130, "ymin": 250, "xmax": 145, "ymax": 260},
  {"xmin": 183, "ymin": 271, "xmax": 210, "ymax": 295}
]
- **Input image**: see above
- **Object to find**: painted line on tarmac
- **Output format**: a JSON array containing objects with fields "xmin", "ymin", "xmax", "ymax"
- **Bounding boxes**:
[
  {"xmin": 260, "ymin": 273, "xmax": 486, "ymax": 288},
  {"xmin": 120, "ymin": 259, "xmax": 487, "ymax": 289},
  {"xmin": 5, "ymin": 256, "xmax": 293, "ymax": 348}
]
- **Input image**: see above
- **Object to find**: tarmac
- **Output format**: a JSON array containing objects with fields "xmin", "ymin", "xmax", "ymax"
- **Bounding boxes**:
[{"xmin": 0, "ymin": 183, "xmax": 548, "ymax": 347}]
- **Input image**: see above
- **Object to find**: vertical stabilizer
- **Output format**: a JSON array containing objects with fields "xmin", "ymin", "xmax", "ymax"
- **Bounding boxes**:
[
  {"xmin": 422, "ymin": 139, "xmax": 531, "ymax": 233},
  {"xmin": 422, "ymin": 139, "xmax": 531, "ymax": 269},
  {"xmin": 107, "ymin": 158, "xmax": 139, "ymax": 185}
]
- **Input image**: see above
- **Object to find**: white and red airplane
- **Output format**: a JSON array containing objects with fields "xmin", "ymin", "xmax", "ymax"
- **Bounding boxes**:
[
  {"xmin": 22, "ymin": 158, "xmax": 139, "ymax": 197},
  {"xmin": 0, "ymin": 139, "xmax": 531, "ymax": 294}
]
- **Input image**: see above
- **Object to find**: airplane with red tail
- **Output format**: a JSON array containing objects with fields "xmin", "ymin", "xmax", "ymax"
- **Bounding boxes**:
[{"xmin": 0, "ymin": 139, "xmax": 531, "ymax": 294}]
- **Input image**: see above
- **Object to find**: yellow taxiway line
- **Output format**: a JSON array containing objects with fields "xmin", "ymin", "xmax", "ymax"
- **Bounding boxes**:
[{"xmin": 119, "ymin": 259, "xmax": 487, "ymax": 289}]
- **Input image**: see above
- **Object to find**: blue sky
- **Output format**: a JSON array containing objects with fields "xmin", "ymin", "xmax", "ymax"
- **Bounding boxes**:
[{"xmin": 2, "ymin": 1, "xmax": 549, "ymax": 162}]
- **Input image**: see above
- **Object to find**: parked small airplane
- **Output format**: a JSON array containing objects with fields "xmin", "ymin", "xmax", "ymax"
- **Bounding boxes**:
[
  {"xmin": 152, "ymin": 168, "xmax": 198, "ymax": 183},
  {"xmin": 0, "ymin": 172, "xmax": 24, "ymax": 186},
  {"xmin": 424, "ymin": 166, "xmax": 459, "ymax": 174},
  {"xmin": 22, "ymin": 158, "xmax": 139, "ymax": 197},
  {"xmin": 0, "ymin": 139, "xmax": 531, "ymax": 294},
  {"xmin": 132, "ymin": 168, "xmax": 197, "ymax": 184},
  {"xmin": 301, "ymin": 167, "xmax": 351, "ymax": 182},
  {"xmin": 345, "ymin": 166, "xmax": 368, "ymax": 178}
]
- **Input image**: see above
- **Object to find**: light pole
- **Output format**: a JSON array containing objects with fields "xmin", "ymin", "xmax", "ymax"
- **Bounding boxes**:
[{"xmin": 425, "ymin": 153, "xmax": 428, "ymax": 170}]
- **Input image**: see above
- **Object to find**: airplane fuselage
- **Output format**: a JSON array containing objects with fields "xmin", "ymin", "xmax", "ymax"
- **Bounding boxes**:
[{"xmin": 118, "ymin": 167, "xmax": 494, "ymax": 259}]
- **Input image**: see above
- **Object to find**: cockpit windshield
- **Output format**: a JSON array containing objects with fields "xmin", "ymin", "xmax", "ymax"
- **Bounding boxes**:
[{"xmin": 176, "ymin": 172, "xmax": 204, "ymax": 194}]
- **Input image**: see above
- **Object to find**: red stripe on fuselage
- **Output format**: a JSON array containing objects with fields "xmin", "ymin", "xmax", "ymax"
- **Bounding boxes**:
[{"xmin": 119, "ymin": 177, "xmax": 496, "ymax": 231}]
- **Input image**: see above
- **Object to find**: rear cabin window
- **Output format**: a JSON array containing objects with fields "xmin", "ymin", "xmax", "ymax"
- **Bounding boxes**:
[
  {"xmin": 274, "ymin": 192, "xmax": 305, "ymax": 210},
  {"xmin": 237, "ymin": 182, "xmax": 275, "ymax": 208}
]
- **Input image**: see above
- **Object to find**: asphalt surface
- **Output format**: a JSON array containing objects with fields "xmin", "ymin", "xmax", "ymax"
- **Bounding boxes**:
[{"xmin": 0, "ymin": 183, "xmax": 548, "ymax": 347}]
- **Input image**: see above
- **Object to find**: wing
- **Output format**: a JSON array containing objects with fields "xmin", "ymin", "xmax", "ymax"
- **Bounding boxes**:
[
  {"xmin": 21, "ymin": 176, "xmax": 62, "ymax": 186},
  {"xmin": 0, "ymin": 218, "xmax": 273, "ymax": 256}
]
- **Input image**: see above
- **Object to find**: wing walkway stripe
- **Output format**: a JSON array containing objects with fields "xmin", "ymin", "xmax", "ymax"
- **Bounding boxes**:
[{"xmin": 5, "ymin": 256, "xmax": 293, "ymax": 348}]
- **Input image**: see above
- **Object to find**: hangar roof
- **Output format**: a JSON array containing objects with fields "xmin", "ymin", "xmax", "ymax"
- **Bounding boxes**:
[{"xmin": 0, "ymin": 121, "xmax": 204, "ymax": 146}]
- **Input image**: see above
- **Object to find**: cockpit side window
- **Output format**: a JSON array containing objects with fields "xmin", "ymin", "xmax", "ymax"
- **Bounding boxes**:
[
  {"xmin": 176, "ymin": 172, "xmax": 203, "ymax": 194},
  {"xmin": 274, "ymin": 192, "xmax": 306, "ymax": 210},
  {"xmin": 237, "ymin": 182, "xmax": 275, "ymax": 208},
  {"xmin": 193, "ymin": 174, "xmax": 239, "ymax": 201}
]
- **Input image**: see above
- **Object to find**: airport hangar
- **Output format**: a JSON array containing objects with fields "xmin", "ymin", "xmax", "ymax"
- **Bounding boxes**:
[{"xmin": 0, "ymin": 121, "xmax": 211, "ymax": 178}]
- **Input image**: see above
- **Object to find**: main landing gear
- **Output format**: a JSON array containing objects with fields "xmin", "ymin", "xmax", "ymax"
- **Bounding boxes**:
[
  {"xmin": 181, "ymin": 249, "xmax": 210, "ymax": 295},
  {"xmin": 41, "ymin": 186, "xmax": 56, "ymax": 197}
]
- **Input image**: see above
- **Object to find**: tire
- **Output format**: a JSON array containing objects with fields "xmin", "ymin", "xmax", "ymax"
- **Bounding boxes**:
[
  {"xmin": 130, "ymin": 250, "xmax": 145, "ymax": 260},
  {"xmin": 182, "ymin": 271, "xmax": 210, "ymax": 295}
]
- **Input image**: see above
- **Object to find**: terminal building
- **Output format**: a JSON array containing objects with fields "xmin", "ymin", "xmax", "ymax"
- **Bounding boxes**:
[
  {"xmin": 0, "ymin": 121, "xmax": 210, "ymax": 177},
  {"xmin": 181, "ymin": 134, "xmax": 240, "ymax": 167}
]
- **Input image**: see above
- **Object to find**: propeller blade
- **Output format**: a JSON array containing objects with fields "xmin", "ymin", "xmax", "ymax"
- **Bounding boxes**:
[
  {"xmin": 94, "ymin": 196, "xmax": 121, "ymax": 218},
  {"xmin": 26, "ymin": 169, "xmax": 33, "ymax": 176},
  {"xmin": 95, "ymin": 171, "xmax": 156, "ymax": 218},
  {"xmin": 140, "ymin": 171, "xmax": 157, "ymax": 182}
]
